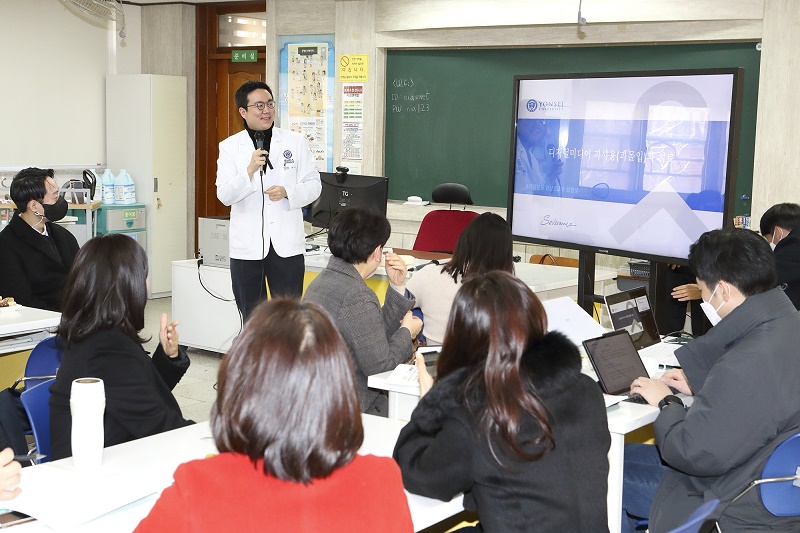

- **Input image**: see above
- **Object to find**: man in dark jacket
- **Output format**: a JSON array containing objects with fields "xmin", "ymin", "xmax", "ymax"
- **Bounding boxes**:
[
  {"xmin": 624, "ymin": 228, "xmax": 800, "ymax": 532},
  {"xmin": 0, "ymin": 168, "xmax": 79, "ymax": 311},
  {"xmin": 0, "ymin": 168, "xmax": 79, "ymax": 456},
  {"xmin": 759, "ymin": 202, "xmax": 800, "ymax": 309}
]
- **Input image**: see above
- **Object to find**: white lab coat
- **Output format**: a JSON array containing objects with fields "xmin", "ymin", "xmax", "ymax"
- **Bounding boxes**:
[{"xmin": 216, "ymin": 128, "xmax": 321, "ymax": 260}]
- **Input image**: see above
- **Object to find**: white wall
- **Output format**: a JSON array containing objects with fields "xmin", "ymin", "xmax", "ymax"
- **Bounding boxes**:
[
  {"xmin": 0, "ymin": 0, "xmax": 112, "ymax": 167},
  {"xmin": 117, "ymin": 4, "xmax": 143, "ymax": 75}
]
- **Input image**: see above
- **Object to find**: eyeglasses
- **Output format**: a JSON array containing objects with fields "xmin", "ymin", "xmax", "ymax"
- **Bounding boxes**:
[{"xmin": 247, "ymin": 100, "xmax": 275, "ymax": 111}]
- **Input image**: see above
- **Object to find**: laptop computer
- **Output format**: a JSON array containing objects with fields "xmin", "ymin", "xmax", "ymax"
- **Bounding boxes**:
[
  {"xmin": 605, "ymin": 287, "xmax": 680, "ymax": 367},
  {"xmin": 582, "ymin": 329, "xmax": 650, "ymax": 400}
]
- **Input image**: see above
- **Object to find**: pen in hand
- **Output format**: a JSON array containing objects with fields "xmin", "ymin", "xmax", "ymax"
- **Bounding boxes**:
[{"xmin": 13, "ymin": 454, "xmax": 46, "ymax": 463}]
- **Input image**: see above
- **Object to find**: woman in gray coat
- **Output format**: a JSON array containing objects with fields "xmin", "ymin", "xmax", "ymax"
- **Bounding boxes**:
[{"xmin": 304, "ymin": 207, "xmax": 422, "ymax": 415}]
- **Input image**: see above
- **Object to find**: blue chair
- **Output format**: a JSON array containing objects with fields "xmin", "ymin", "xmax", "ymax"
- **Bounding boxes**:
[
  {"xmin": 12, "ymin": 336, "xmax": 62, "ymax": 391},
  {"xmin": 666, "ymin": 499, "xmax": 719, "ymax": 533},
  {"xmin": 19, "ymin": 378, "xmax": 55, "ymax": 464},
  {"xmin": 726, "ymin": 432, "xmax": 800, "ymax": 517}
]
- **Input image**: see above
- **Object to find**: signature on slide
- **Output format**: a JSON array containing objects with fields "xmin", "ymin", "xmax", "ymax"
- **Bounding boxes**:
[{"xmin": 540, "ymin": 214, "xmax": 577, "ymax": 228}]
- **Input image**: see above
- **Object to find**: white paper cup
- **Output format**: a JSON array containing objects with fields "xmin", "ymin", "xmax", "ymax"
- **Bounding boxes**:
[{"xmin": 70, "ymin": 378, "xmax": 106, "ymax": 470}]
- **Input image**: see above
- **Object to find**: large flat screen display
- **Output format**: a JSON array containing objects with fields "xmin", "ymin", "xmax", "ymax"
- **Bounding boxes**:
[{"xmin": 508, "ymin": 69, "xmax": 742, "ymax": 262}]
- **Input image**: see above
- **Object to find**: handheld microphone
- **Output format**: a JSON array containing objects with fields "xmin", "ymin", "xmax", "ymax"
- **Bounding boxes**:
[{"xmin": 254, "ymin": 131, "xmax": 273, "ymax": 171}]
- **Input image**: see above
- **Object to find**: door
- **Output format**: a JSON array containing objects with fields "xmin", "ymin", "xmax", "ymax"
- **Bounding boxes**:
[{"xmin": 195, "ymin": 2, "xmax": 267, "ymax": 234}]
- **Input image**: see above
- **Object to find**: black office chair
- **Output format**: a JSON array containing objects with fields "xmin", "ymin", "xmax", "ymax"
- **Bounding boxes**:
[{"xmin": 431, "ymin": 183, "xmax": 473, "ymax": 208}]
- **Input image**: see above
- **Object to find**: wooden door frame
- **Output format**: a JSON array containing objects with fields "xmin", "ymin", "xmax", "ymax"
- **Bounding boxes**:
[{"xmin": 195, "ymin": 1, "xmax": 266, "ymax": 250}]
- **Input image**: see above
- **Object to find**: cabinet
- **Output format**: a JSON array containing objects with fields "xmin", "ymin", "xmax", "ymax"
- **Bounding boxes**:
[{"xmin": 106, "ymin": 75, "xmax": 187, "ymax": 298}]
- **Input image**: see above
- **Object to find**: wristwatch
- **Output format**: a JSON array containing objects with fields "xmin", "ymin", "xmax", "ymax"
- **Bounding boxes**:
[{"xmin": 658, "ymin": 395, "xmax": 684, "ymax": 411}]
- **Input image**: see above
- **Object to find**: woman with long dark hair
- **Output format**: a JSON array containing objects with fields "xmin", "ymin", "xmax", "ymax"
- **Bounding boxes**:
[
  {"xmin": 406, "ymin": 212, "xmax": 513, "ymax": 345},
  {"xmin": 49, "ymin": 234, "xmax": 192, "ymax": 460},
  {"xmin": 135, "ymin": 299, "xmax": 413, "ymax": 532},
  {"xmin": 394, "ymin": 271, "xmax": 611, "ymax": 531}
]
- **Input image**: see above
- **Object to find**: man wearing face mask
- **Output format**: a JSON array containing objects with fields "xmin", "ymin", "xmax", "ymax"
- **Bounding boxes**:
[
  {"xmin": 620, "ymin": 228, "xmax": 800, "ymax": 533},
  {"xmin": 0, "ymin": 168, "xmax": 79, "ymax": 312},
  {"xmin": 759, "ymin": 202, "xmax": 800, "ymax": 310}
]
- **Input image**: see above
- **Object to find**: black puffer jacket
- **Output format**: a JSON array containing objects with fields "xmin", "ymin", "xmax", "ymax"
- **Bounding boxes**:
[{"xmin": 393, "ymin": 331, "xmax": 611, "ymax": 532}]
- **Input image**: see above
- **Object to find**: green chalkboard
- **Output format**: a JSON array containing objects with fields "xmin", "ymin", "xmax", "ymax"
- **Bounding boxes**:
[{"xmin": 385, "ymin": 43, "xmax": 760, "ymax": 214}]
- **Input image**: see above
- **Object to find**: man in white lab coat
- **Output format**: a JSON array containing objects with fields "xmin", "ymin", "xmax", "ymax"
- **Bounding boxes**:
[{"xmin": 216, "ymin": 81, "xmax": 321, "ymax": 320}]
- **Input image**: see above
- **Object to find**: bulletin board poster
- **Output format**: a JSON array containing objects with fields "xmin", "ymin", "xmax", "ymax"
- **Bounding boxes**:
[{"xmin": 279, "ymin": 36, "xmax": 335, "ymax": 172}]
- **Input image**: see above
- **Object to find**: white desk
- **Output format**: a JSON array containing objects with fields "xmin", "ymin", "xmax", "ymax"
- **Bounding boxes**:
[
  {"xmin": 368, "ymin": 371, "xmax": 658, "ymax": 533},
  {"xmin": 9, "ymin": 416, "xmax": 462, "ymax": 533},
  {"xmin": 172, "ymin": 256, "xmax": 617, "ymax": 353},
  {"xmin": 0, "ymin": 306, "xmax": 60, "ymax": 355}
]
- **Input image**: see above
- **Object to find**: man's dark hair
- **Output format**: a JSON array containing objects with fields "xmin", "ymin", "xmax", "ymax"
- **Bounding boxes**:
[
  {"xmin": 759, "ymin": 203, "xmax": 800, "ymax": 236},
  {"xmin": 688, "ymin": 228, "xmax": 777, "ymax": 296},
  {"xmin": 234, "ymin": 81, "xmax": 273, "ymax": 111},
  {"xmin": 9, "ymin": 167, "xmax": 54, "ymax": 213},
  {"xmin": 327, "ymin": 207, "xmax": 391, "ymax": 264},
  {"xmin": 58, "ymin": 234, "xmax": 149, "ymax": 344},
  {"xmin": 211, "ymin": 298, "xmax": 363, "ymax": 483},
  {"xmin": 442, "ymin": 212, "xmax": 514, "ymax": 281}
]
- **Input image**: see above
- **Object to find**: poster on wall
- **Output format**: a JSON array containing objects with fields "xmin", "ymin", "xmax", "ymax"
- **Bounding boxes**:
[
  {"xmin": 279, "ymin": 36, "xmax": 335, "ymax": 172},
  {"xmin": 342, "ymin": 83, "xmax": 364, "ymax": 161}
]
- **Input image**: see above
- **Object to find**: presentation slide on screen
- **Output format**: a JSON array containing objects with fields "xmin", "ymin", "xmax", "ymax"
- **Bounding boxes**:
[{"xmin": 510, "ymin": 73, "xmax": 734, "ymax": 259}]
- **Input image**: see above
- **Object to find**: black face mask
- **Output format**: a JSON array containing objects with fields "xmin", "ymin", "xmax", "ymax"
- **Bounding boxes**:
[{"xmin": 40, "ymin": 197, "xmax": 69, "ymax": 222}]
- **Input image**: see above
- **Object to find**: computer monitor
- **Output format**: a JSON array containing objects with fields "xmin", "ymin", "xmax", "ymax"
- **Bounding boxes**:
[{"xmin": 305, "ymin": 169, "xmax": 388, "ymax": 228}]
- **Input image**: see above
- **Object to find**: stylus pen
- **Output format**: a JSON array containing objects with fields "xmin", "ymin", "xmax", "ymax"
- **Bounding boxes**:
[{"xmin": 12, "ymin": 454, "xmax": 46, "ymax": 463}]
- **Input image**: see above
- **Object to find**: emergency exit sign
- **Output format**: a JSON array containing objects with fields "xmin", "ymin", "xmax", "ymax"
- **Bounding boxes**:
[{"xmin": 232, "ymin": 50, "xmax": 258, "ymax": 62}]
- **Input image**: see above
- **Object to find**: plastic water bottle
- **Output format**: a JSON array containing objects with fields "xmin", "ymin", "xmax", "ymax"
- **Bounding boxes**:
[
  {"xmin": 101, "ymin": 169, "xmax": 115, "ymax": 205},
  {"xmin": 70, "ymin": 378, "xmax": 106, "ymax": 470},
  {"xmin": 113, "ymin": 170, "xmax": 126, "ymax": 203},
  {"xmin": 116, "ymin": 169, "xmax": 136, "ymax": 204}
]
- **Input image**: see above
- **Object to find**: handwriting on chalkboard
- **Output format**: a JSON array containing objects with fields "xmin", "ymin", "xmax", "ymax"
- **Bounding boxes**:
[{"xmin": 389, "ymin": 80, "xmax": 432, "ymax": 114}]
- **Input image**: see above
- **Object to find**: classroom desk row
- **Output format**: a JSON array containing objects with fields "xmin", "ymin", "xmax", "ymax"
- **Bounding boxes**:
[
  {"xmin": 172, "ymin": 253, "xmax": 617, "ymax": 354},
  {"xmin": 6, "ymin": 416, "xmax": 462, "ymax": 533}
]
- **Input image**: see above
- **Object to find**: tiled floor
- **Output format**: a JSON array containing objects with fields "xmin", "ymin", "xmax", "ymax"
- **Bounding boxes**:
[{"xmin": 143, "ymin": 297, "xmax": 220, "ymax": 423}]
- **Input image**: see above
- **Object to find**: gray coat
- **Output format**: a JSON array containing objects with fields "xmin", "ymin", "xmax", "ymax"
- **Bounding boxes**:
[
  {"xmin": 304, "ymin": 256, "xmax": 415, "ymax": 415},
  {"xmin": 650, "ymin": 288, "xmax": 800, "ymax": 532}
]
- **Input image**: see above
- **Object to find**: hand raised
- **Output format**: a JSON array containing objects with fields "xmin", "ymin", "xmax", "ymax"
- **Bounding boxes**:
[{"xmin": 159, "ymin": 313, "xmax": 180, "ymax": 358}]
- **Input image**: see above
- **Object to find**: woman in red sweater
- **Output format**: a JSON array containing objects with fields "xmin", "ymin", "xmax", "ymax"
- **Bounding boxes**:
[{"xmin": 135, "ymin": 299, "xmax": 413, "ymax": 533}]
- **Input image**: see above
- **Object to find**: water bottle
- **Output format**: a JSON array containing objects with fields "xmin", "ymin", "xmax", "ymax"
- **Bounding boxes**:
[
  {"xmin": 101, "ymin": 169, "xmax": 115, "ymax": 205},
  {"xmin": 113, "ymin": 170, "xmax": 126, "ymax": 203},
  {"xmin": 116, "ymin": 169, "xmax": 136, "ymax": 204},
  {"xmin": 70, "ymin": 378, "xmax": 106, "ymax": 470}
]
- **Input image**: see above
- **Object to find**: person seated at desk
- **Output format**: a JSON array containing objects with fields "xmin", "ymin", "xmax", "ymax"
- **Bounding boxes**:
[
  {"xmin": 134, "ymin": 299, "xmax": 413, "ymax": 533},
  {"xmin": 0, "ymin": 167, "xmax": 79, "ymax": 311},
  {"xmin": 622, "ymin": 228, "xmax": 800, "ymax": 532},
  {"xmin": 759, "ymin": 202, "xmax": 800, "ymax": 310},
  {"xmin": 49, "ymin": 234, "xmax": 193, "ymax": 460},
  {"xmin": 304, "ymin": 207, "xmax": 422, "ymax": 416},
  {"xmin": 406, "ymin": 212, "xmax": 513, "ymax": 345},
  {"xmin": 394, "ymin": 271, "xmax": 611, "ymax": 532},
  {"xmin": 0, "ymin": 449, "xmax": 21, "ymax": 501}
]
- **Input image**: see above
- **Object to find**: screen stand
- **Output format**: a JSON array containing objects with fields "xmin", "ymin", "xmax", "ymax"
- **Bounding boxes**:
[
  {"xmin": 577, "ymin": 251, "xmax": 604, "ymax": 318},
  {"xmin": 648, "ymin": 262, "xmax": 670, "ymax": 334}
]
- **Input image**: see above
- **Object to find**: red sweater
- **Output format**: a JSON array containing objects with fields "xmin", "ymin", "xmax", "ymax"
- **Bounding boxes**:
[{"xmin": 134, "ymin": 453, "xmax": 414, "ymax": 533}]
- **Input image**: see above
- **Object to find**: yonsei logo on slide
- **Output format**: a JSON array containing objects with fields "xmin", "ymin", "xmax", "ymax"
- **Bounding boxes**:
[{"xmin": 527, "ymin": 98, "xmax": 564, "ymax": 112}]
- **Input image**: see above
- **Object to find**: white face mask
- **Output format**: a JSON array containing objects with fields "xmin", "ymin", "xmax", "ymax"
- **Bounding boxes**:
[
  {"xmin": 700, "ymin": 283, "xmax": 726, "ymax": 326},
  {"xmin": 770, "ymin": 229, "xmax": 782, "ymax": 251}
]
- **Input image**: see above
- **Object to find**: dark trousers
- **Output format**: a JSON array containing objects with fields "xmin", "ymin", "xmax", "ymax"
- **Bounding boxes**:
[
  {"xmin": 622, "ymin": 443, "xmax": 669, "ymax": 533},
  {"xmin": 0, "ymin": 389, "xmax": 30, "ymax": 456},
  {"xmin": 230, "ymin": 244, "xmax": 304, "ymax": 322},
  {"xmin": 664, "ymin": 265, "xmax": 711, "ymax": 337}
]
